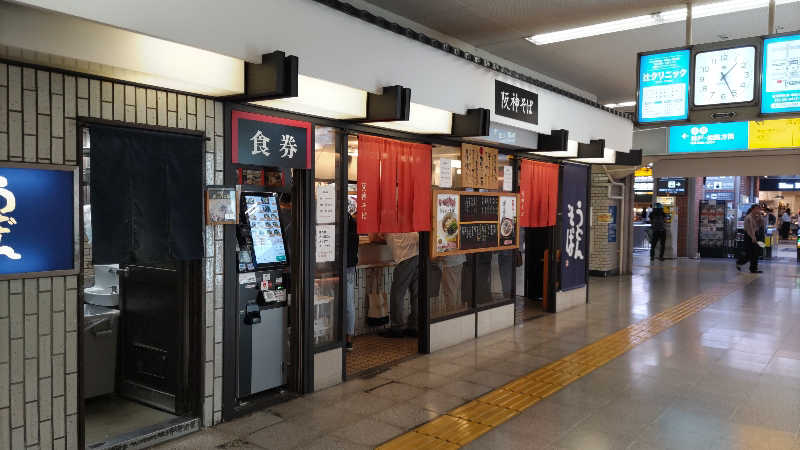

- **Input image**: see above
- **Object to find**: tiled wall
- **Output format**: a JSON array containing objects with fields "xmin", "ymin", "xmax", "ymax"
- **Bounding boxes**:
[
  {"xmin": 0, "ymin": 58, "xmax": 225, "ymax": 450},
  {"xmin": 589, "ymin": 166, "xmax": 619, "ymax": 274}
]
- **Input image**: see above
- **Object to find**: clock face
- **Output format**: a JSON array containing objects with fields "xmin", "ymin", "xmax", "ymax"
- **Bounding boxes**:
[{"xmin": 694, "ymin": 46, "xmax": 756, "ymax": 106}]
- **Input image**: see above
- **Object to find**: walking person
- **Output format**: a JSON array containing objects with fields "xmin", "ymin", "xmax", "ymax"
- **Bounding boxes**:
[
  {"xmin": 649, "ymin": 203, "xmax": 667, "ymax": 261},
  {"xmin": 781, "ymin": 208, "xmax": 791, "ymax": 240},
  {"xmin": 737, "ymin": 205, "xmax": 763, "ymax": 273},
  {"xmin": 380, "ymin": 232, "xmax": 419, "ymax": 338}
]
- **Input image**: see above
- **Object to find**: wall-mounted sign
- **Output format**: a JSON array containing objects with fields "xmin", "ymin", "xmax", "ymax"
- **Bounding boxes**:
[
  {"xmin": 637, "ymin": 49, "xmax": 690, "ymax": 123},
  {"xmin": 759, "ymin": 178, "xmax": 800, "ymax": 191},
  {"xmin": 431, "ymin": 190, "xmax": 519, "ymax": 258},
  {"xmin": 762, "ymin": 34, "xmax": 800, "ymax": 114},
  {"xmin": 461, "ymin": 144, "xmax": 498, "ymax": 189},
  {"xmin": 205, "ymin": 186, "xmax": 239, "ymax": 225},
  {"xmin": 704, "ymin": 192, "xmax": 734, "ymax": 200},
  {"xmin": 495, "ymin": 80, "xmax": 538, "ymax": 125},
  {"xmin": 748, "ymin": 118, "xmax": 800, "ymax": 149},
  {"xmin": 0, "ymin": 165, "xmax": 77, "ymax": 278},
  {"xmin": 657, "ymin": 177, "xmax": 687, "ymax": 196},
  {"xmin": 231, "ymin": 109, "xmax": 311, "ymax": 169},
  {"xmin": 608, "ymin": 205, "xmax": 617, "ymax": 244},
  {"xmin": 704, "ymin": 176, "xmax": 736, "ymax": 190},
  {"xmin": 668, "ymin": 121, "xmax": 749, "ymax": 153}
]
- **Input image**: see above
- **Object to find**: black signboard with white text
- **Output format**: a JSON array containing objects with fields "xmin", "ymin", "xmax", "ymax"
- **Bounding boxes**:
[
  {"xmin": 656, "ymin": 177, "xmax": 687, "ymax": 196},
  {"xmin": 495, "ymin": 80, "xmax": 538, "ymax": 125},
  {"xmin": 232, "ymin": 110, "xmax": 311, "ymax": 169},
  {"xmin": 759, "ymin": 178, "xmax": 800, "ymax": 191}
]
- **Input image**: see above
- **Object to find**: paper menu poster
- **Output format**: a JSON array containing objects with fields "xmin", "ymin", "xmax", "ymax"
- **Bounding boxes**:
[
  {"xmin": 503, "ymin": 165, "xmax": 513, "ymax": 191},
  {"xmin": 435, "ymin": 193, "xmax": 459, "ymax": 253},
  {"xmin": 315, "ymin": 224, "xmax": 335, "ymax": 262},
  {"xmin": 316, "ymin": 183, "xmax": 335, "ymax": 224},
  {"xmin": 439, "ymin": 158, "xmax": 452, "ymax": 188},
  {"xmin": 499, "ymin": 195, "xmax": 517, "ymax": 246}
]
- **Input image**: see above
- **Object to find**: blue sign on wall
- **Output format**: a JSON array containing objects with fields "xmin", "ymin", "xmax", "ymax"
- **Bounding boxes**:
[
  {"xmin": 608, "ymin": 205, "xmax": 617, "ymax": 243},
  {"xmin": 762, "ymin": 34, "xmax": 800, "ymax": 114},
  {"xmin": 637, "ymin": 49, "xmax": 690, "ymax": 123},
  {"xmin": 0, "ymin": 167, "xmax": 75, "ymax": 275},
  {"xmin": 668, "ymin": 122, "xmax": 749, "ymax": 153}
]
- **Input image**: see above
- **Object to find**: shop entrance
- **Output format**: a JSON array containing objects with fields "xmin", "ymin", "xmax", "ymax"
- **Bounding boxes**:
[{"xmin": 80, "ymin": 122, "xmax": 205, "ymax": 448}]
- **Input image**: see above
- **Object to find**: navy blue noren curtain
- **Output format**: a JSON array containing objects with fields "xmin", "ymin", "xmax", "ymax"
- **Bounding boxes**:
[
  {"xmin": 90, "ymin": 124, "xmax": 204, "ymax": 264},
  {"xmin": 560, "ymin": 163, "xmax": 588, "ymax": 291}
]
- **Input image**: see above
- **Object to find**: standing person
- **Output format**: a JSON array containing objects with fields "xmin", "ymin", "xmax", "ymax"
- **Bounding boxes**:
[
  {"xmin": 380, "ymin": 232, "xmax": 419, "ymax": 338},
  {"xmin": 344, "ymin": 211, "xmax": 358, "ymax": 351},
  {"xmin": 649, "ymin": 203, "xmax": 667, "ymax": 261},
  {"xmin": 737, "ymin": 205, "xmax": 763, "ymax": 273},
  {"xmin": 781, "ymin": 208, "xmax": 791, "ymax": 240}
]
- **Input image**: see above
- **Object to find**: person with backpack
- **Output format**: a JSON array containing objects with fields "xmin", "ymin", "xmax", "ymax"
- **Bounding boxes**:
[
  {"xmin": 737, "ymin": 204, "xmax": 764, "ymax": 274},
  {"xmin": 649, "ymin": 203, "xmax": 667, "ymax": 261}
]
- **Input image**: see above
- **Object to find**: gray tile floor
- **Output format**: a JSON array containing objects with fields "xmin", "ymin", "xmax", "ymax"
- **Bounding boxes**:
[{"xmin": 158, "ymin": 256, "xmax": 800, "ymax": 449}]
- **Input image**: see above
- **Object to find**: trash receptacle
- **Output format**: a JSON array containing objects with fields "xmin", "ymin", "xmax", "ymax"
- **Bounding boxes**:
[{"xmin": 83, "ymin": 304, "xmax": 120, "ymax": 399}]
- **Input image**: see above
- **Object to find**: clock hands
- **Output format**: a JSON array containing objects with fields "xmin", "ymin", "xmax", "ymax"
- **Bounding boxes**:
[
  {"xmin": 720, "ymin": 60, "xmax": 739, "ymax": 98},
  {"xmin": 721, "ymin": 72, "xmax": 734, "ymax": 96}
]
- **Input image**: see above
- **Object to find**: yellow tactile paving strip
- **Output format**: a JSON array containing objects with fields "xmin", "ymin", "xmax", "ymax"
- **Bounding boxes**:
[{"xmin": 378, "ymin": 278, "xmax": 756, "ymax": 449}]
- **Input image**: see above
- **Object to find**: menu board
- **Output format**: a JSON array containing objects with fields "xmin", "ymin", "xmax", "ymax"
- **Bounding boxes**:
[
  {"xmin": 460, "ymin": 223, "xmax": 498, "ymax": 250},
  {"xmin": 461, "ymin": 144, "xmax": 498, "ymax": 189},
  {"xmin": 244, "ymin": 194, "xmax": 288, "ymax": 266},
  {"xmin": 431, "ymin": 190, "xmax": 519, "ymax": 258},
  {"xmin": 762, "ymin": 34, "xmax": 800, "ymax": 114},
  {"xmin": 637, "ymin": 49, "xmax": 690, "ymax": 123},
  {"xmin": 460, "ymin": 195, "xmax": 498, "ymax": 222}
]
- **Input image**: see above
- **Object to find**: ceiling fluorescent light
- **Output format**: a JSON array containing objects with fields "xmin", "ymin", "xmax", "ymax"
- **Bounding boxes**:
[
  {"xmin": 527, "ymin": 0, "xmax": 800, "ymax": 45},
  {"xmin": 605, "ymin": 101, "xmax": 636, "ymax": 108},
  {"xmin": 532, "ymin": 139, "xmax": 579, "ymax": 158},
  {"xmin": 252, "ymin": 75, "xmax": 368, "ymax": 120},
  {"xmin": 366, "ymin": 102, "xmax": 453, "ymax": 134}
]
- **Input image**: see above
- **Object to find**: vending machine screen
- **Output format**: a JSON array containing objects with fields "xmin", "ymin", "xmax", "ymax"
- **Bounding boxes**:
[{"xmin": 243, "ymin": 194, "xmax": 288, "ymax": 267}]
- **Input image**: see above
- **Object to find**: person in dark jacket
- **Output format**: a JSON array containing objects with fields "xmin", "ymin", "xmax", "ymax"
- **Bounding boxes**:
[
  {"xmin": 344, "ymin": 212, "xmax": 359, "ymax": 351},
  {"xmin": 649, "ymin": 203, "xmax": 667, "ymax": 261}
]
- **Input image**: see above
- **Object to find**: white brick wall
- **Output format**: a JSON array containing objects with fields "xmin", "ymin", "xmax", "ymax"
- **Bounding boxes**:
[
  {"xmin": 0, "ymin": 58, "xmax": 225, "ymax": 450},
  {"xmin": 589, "ymin": 167, "xmax": 620, "ymax": 273}
]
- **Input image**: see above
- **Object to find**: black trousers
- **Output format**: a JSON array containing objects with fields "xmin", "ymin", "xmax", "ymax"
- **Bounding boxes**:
[
  {"xmin": 650, "ymin": 230, "xmax": 666, "ymax": 259},
  {"xmin": 737, "ymin": 237, "xmax": 759, "ymax": 272}
]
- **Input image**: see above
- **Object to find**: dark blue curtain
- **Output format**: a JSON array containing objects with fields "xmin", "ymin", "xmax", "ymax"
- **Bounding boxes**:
[{"xmin": 560, "ymin": 163, "xmax": 588, "ymax": 291}]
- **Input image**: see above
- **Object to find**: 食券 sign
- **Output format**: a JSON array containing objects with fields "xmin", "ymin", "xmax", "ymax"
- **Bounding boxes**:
[
  {"xmin": 0, "ymin": 165, "xmax": 77, "ymax": 277},
  {"xmin": 495, "ymin": 80, "xmax": 538, "ymax": 125},
  {"xmin": 637, "ymin": 49, "xmax": 690, "ymax": 123},
  {"xmin": 232, "ymin": 110, "xmax": 311, "ymax": 169}
]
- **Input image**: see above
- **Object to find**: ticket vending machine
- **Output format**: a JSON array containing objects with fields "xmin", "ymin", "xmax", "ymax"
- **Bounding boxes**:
[{"xmin": 236, "ymin": 192, "xmax": 291, "ymax": 397}]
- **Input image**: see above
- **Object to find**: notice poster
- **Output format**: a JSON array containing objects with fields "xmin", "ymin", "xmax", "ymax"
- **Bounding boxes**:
[
  {"xmin": 439, "ymin": 158, "xmax": 452, "ymax": 188},
  {"xmin": 762, "ymin": 34, "xmax": 800, "ymax": 114},
  {"xmin": 503, "ymin": 165, "xmax": 513, "ymax": 191},
  {"xmin": 560, "ymin": 163, "xmax": 588, "ymax": 291},
  {"xmin": 316, "ymin": 183, "xmax": 335, "ymax": 224},
  {"xmin": 315, "ymin": 224, "xmax": 335, "ymax": 262},
  {"xmin": 499, "ymin": 196, "xmax": 517, "ymax": 246},
  {"xmin": 435, "ymin": 193, "xmax": 459, "ymax": 253},
  {"xmin": 461, "ymin": 144, "xmax": 498, "ymax": 189}
]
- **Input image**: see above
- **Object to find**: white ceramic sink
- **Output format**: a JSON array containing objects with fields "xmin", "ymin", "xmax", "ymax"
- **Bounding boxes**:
[{"xmin": 84, "ymin": 286, "xmax": 119, "ymax": 307}]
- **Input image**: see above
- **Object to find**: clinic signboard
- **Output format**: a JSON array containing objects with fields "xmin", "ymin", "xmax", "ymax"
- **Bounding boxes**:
[
  {"xmin": 637, "ymin": 49, "xmax": 691, "ymax": 124},
  {"xmin": 0, "ymin": 164, "xmax": 78, "ymax": 278},
  {"xmin": 231, "ymin": 109, "xmax": 312, "ymax": 169}
]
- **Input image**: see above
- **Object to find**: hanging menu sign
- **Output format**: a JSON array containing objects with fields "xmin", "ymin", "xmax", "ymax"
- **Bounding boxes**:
[
  {"xmin": 431, "ymin": 190, "xmax": 519, "ymax": 258},
  {"xmin": 461, "ymin": 144, "xmax": 498, "ymax": 189}
]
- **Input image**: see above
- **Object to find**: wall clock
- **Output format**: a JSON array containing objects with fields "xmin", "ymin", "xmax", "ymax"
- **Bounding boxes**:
[{"xmin": 694, "ymin": 46, "xmax": 756, "ymax": 106}]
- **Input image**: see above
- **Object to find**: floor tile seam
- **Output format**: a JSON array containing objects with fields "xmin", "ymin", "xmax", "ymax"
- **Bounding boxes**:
[{"xmin": 377, "ymin": 276, "xmax": 757, "ymax": 449}]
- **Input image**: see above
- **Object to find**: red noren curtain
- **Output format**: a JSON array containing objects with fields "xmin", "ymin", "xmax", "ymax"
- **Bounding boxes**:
[
  {"xmin": 357, "ymin": 135, "xmax": 431, "ymax": 233},
  {"xmin": 520, "ymin": 159, "xmax": 559, "ymax": 228}
]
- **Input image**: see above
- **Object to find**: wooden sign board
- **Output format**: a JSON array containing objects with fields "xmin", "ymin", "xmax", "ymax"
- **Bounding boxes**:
[
  {"xmin": 431, "ymin": 189, "xmax": 520, "ymax": 258},
  {"xmin": 461, "ymin": 143, "xmax": 498, "ymax": 190}
]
